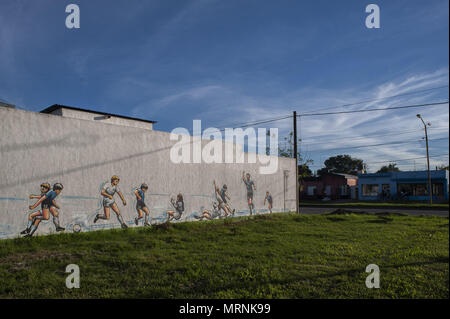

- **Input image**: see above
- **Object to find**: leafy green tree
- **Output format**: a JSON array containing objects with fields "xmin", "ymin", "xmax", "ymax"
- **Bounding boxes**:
[
  {"xmin": 377, "ymin": 163, "xmax": 400, "ymax": 173},
  {"xmin": 317, "ymin": 154, "xmax": 365, "ymax": 176}
]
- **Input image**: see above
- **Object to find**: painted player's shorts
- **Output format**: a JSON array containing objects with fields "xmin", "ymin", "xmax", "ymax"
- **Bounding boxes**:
[
  {"xmin": 247, "ymin": 192, "xmax": 254, "ymax": 201},
  {"xmin": 136, "ymin": 201, "xmax": 147, "ymax": 210},
  {"xmin": 102, "ymin": 197, "xmax": 115, "ymax": 207},
  {"xmin": 41, "ymin": 203, "xmax": 50, "ymax": 210}
]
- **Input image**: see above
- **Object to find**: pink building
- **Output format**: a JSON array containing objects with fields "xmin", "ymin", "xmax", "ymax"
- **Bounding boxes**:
[{"xmin": 300, "ymin": 173, "xmax": 358, "ymax": 200}]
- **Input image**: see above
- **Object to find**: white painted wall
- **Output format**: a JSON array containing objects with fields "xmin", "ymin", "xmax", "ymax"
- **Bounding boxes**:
[{"xmin": 0, "ymin": 107, "xmax": 296, "ymax": 239}]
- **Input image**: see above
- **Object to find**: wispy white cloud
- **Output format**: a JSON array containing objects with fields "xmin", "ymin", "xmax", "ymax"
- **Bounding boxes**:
[{"xmin": 131, "ymin": 68, "xmax": 448, "ymax": 171}]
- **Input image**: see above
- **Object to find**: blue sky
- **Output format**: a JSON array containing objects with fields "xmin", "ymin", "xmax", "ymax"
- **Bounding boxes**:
[{"xmin": 0, "ymin": 0, "xmax": 448, "ymax": 172}]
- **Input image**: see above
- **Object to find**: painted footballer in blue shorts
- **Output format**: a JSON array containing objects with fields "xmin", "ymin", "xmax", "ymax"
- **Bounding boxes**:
[
  {"xmin": 21, "ymin": 183, "xmax": 64, "ymax": 237},
  {"xmin": 134, "ymin": 183, "xmax": 150, "ymax": 226},
  {"xmin": 264, "ymin": 191, "xmax": 273, "ymax": 214},
  {"xmin": 213, "ymin": 180, "xmax": 235, "ymax": 217}
]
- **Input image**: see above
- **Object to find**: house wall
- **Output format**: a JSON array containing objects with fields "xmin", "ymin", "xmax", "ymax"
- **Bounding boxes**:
[{"xmin": 0, "ymin": 107, "xmax": 296, "ymax": 239}]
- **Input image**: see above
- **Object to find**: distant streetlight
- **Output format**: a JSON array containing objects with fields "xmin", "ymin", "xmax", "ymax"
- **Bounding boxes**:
[{"xmin": 416, "ymin": 114, "xmax": 433, "ymax": 205}]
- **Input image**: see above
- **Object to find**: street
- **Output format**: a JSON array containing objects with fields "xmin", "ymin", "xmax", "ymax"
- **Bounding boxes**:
[{"xmin": 299, "ymin": 206, "xmax": 449, "ymax": 217}]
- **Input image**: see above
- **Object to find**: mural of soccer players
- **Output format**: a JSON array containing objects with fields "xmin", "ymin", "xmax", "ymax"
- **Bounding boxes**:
[
  {"xmin": 134, "ymin": 183, "xmax": 151, "ymax": 226},
  {"xmin": 21, "ymin": 183, "xmax": 64, "ymax": 237},
  {"xmin": 213, "ymin": 180, "xmax": 235, "ymax": 217},
  {"xmin": 94, "ymin": 175, "xmax": 128, "ymax": 229},
  {"xmin": 264, "ymin": 191, "xmax": 273, "ymax": 214},
  {"xmin": 242, "ymin": 171, "xmax": 256, "ymax": 215},
  {"xmin": 166, "ymin": 193, "xmax": 184, "ymax": 222},
  {"xmin": 194, "ymin": 202, "xmax": 222, "ymax": 221}
]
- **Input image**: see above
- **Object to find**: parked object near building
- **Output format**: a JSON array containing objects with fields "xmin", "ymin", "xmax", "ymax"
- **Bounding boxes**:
[
  {"xmin": 300, "ymin": 173, "xmax": 358, "ymax": 200},
  {"xmin": 358, "ymin": 170, "xmax": 449, "ymax": 202}
]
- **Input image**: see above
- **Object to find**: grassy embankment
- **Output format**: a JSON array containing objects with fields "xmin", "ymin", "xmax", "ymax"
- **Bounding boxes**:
[{"xmin": 0, "ymin": 212, "xmax": 448, "ymax": 298}]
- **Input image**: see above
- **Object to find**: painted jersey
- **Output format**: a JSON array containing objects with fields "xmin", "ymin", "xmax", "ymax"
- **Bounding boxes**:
[
  {"xmin": 244, "ymin": 180, "xmax": 255, "ymax": 194},
  {"xmin": 175, "ymin": 200, "xmax": 184, "ymax": 213},
  {"xmin": 220, "ymin": 189, "xmax": 228, "ymax": 203},
  {"xmin": 137, "ymin": 189, "xmax": 145, "ymax": 203},
  {"xmin": 43, "ymin": 190, "xmax": 58, "ymax": 207},
  {"xmin": 266, "ymin": 195, "xmax": 273, "ymax": 204},
  {"xmin": 103, "ymin": 183, "xmax": 120, "ymax": 197}
]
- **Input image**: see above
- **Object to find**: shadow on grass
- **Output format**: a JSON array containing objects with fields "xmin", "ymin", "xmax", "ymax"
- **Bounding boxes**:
[{"xmin": 189, "ymin": 256, "xmax": 450, "ymax": 296}]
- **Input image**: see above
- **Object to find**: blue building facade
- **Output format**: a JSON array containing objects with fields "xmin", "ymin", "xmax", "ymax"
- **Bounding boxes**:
[{"xmin": 358, "ymin": 170, "xmax": 449, "ymax": 202}]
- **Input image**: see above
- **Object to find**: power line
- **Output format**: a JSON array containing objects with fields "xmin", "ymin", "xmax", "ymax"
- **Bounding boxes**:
[
  {"xmin": 301, "ymin": 127, "xmax": 449, "ymax": 145},
  {"xmin": 217, "ymin": 115, "xmax": 292, "ymax": 132},
  {"xmin": 301, "ymin": 84, "xmax": 449, "ymax": 114},
  {"xmin": 308, "ymin": 154, "xmax": 449, "ymax": 168},
  {"xmin": 308, "ymin": 137, "xmax": 449, "ymax": 152},
  {"xmin": 298, "ymin": 101, "xmax": 449, "ymax": 117},
  {"xmin": 365, "ymin": 154, "xmax": 449, "ymax": 164}
]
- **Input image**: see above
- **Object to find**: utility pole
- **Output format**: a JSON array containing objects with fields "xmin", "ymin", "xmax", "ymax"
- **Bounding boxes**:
[
  {"xmin": 417, "ymin": 114, "xmax": 433, "ymax": 205},
  {"xmin": 293, "ymin": 111, "xmax": 299, "ymax": 214}
]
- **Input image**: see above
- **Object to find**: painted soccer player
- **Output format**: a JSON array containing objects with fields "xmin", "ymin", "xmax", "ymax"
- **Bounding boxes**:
[
  {"xmin": 20, "ymin": 182, "xmax": 50, "ymax": 236},
  {"xmin": 195, "ymin": 202, "xmax": 221, "ymax": 221},
  {"xmin": 94, "ymin": 175, "xmax": 128, "ymax": 229},
  {"xmin": 264, "ymin": 191, "xmax": 273, "ymax": 214},
  {"xmin": 166, "ymin": 193, "xmax": 184, "ymax": 222},
  {"xmin": 242, "ymin": 171, "xmax": 256, "ymax": 215},
  {"xmin": 213, "ymin": 180, "xmax": 234, "ymax": 217},
  {"xmin": 22, "ymin": 183, "xmax": 64, "ymax": 237},
  {"xmin": 134, "ymin": 183, "xmax": 150, "ymax": 226}
]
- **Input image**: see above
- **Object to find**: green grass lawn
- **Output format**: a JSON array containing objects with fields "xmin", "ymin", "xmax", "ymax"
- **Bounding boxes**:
[{"xmin": 0, "ymin": 212, "xmax": 448, "ymax": 299}]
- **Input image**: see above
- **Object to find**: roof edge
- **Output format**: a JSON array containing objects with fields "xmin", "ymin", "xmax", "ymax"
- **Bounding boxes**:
[{"xmin": 40, "ymin": 104, "xmax": 157, "ymax": 124}]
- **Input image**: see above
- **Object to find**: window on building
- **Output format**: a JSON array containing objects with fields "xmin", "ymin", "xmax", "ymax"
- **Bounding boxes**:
[
  {"xmin": 432, "ymin": 183, "xmax": 444, "ymax": 196},
  {"xmin": 397, "ymin": 183, "xmax": 428, "ymax": 196},
  {"xmin": 340, "ymin": 185, "xmax": 347, "ymax": 196},
  {"xmin": 307, "ymin": 186, "xmax": 316, "ymax": 196},
  {"xmin": 362, "ymin": 184, "xmax": 378, "ymax": 196}
]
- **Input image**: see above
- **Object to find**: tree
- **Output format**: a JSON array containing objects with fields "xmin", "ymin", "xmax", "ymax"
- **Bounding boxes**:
[
  {"xmin": 377, "ymin": 163, "xmax": 400, "ymax": 173},
  {"xmin": 317, "ymin": 154, "xmax": 365, "ymax": 176}
]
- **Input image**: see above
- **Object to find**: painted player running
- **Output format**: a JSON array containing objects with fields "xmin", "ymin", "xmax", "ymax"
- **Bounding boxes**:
[
  {"xmin": 166, "ymin": 193, "xmax": 185, "ymax": 222},
  {"xmin": 242, "ymin": 171, "xmax": 256, "ymax": 215},
  {"xmin": 134, "ymin": 183, "xmax": 151, "ymax": 226},
  {"xmin": 21, "ymin": 183, "xmax": 64, "ymax": 237},
  {"xmin": 264, "ymin": 191, "xmax": 273, "ymax": 214},
  {"xmin": 94, "ymin": 175, "xmax": 128, "ymax": 229},
  {"xmin": 213, "ymin": 180, "xmax": 235, "ymax": 217}
]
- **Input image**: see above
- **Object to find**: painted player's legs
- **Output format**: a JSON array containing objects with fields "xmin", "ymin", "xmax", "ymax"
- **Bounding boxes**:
[
  {"xmin": 21, "ymin": 211, "xmax": 42, "ymax": 234},
  {"xmin": 50, "ymin": 206, "xmax": 65, "ymax": 231},
  {"xmin": 27, "ymin": 209, "xmax": 50, "ymax": 237},
  {"xmin": 225, "ymin": 203, "xmax": 235, "ymax": 216},
  {"xmin": 248, "ymin": 197, "xmax": 254, "ymax": 215},
  {"xmin": 166, "ymin": 210, "xmax": 174, "ymax": 222},
  {"xmin": 268, "ymin": 203, "xmax": 272, "ymax": 214},
  {"xmin": 111, "ymin": 203, "xmax": 127, "ymax": 229},
  {"xmin": 142, "ymin": 207, "xmax": 151, "ymax": 226},
  {"xmin": 135, "ymin": 208, "xmax": 143, "ymax": 225},
  {"xmin": 223, "ymin": 204, "xmax": 230, "ymax": 217},
  {"xmin": 94, "ymin": 206, "xmax": 110, "ymax": 223}
]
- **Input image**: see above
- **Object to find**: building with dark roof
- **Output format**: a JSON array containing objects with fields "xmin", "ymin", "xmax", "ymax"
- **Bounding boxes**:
[{"xmin": 41, "ymin": 104, "xmax": 156, "ymax": 130}]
